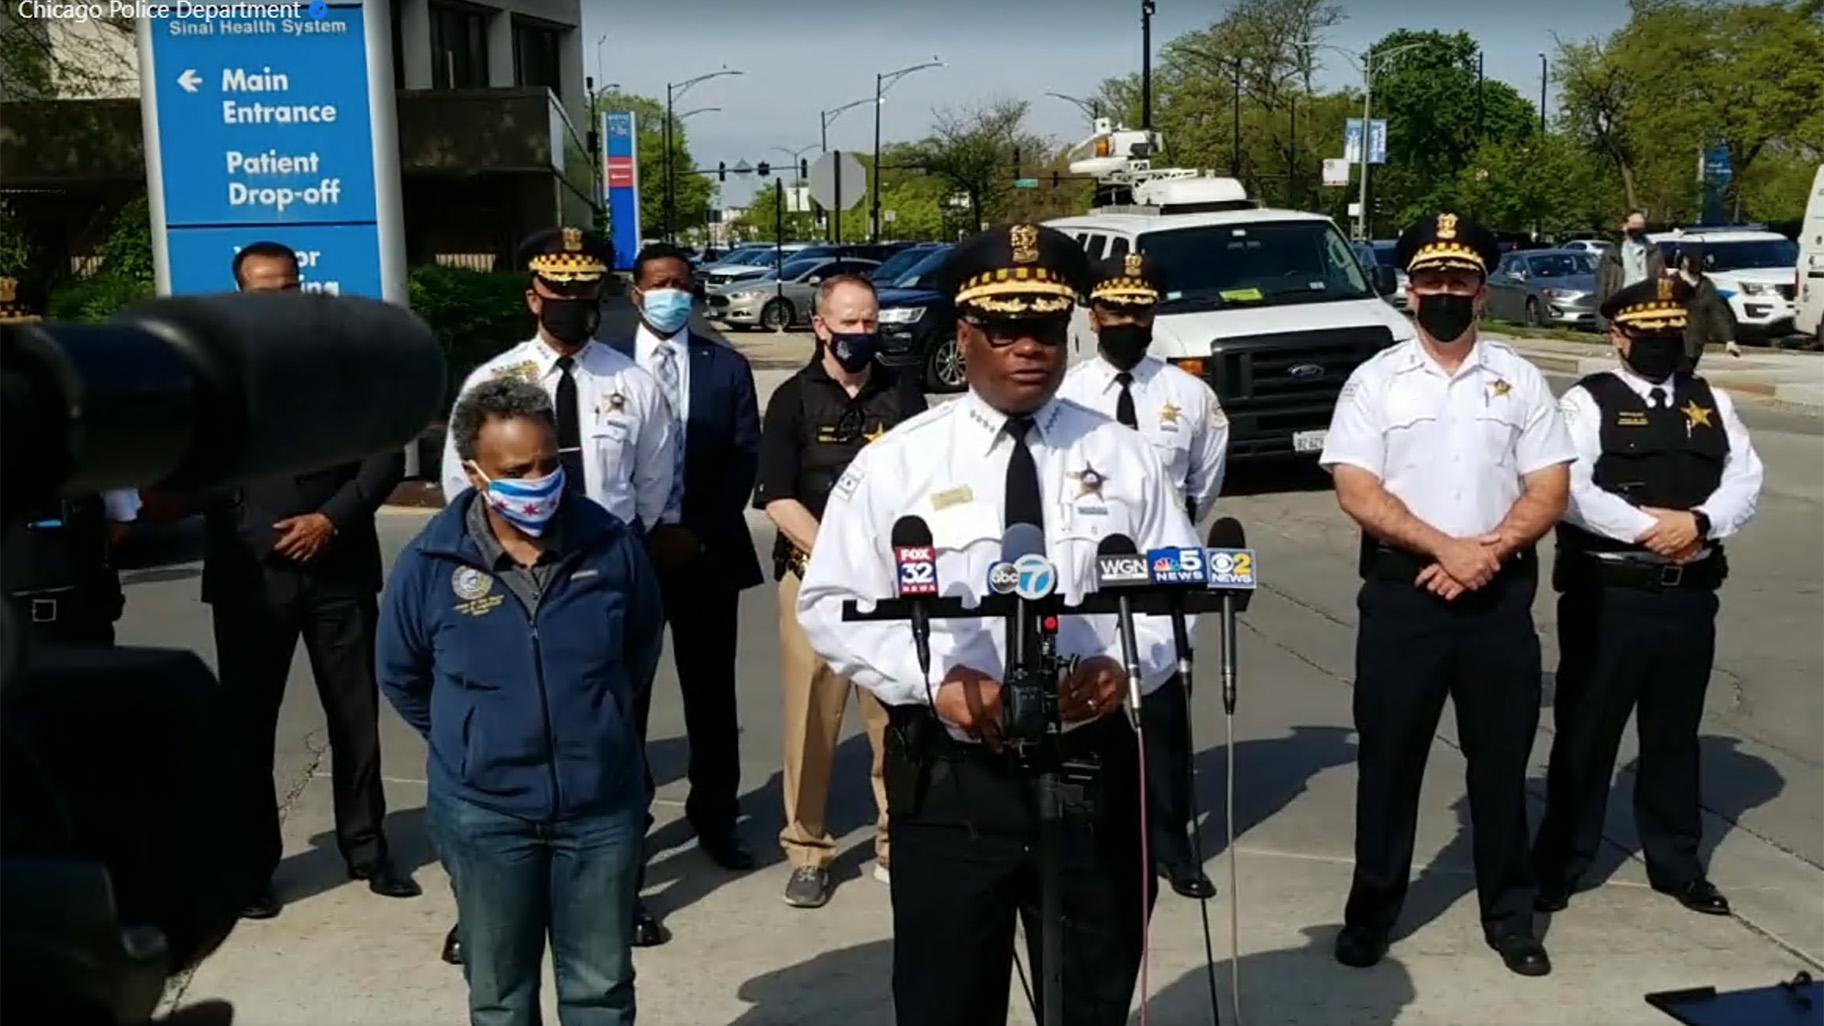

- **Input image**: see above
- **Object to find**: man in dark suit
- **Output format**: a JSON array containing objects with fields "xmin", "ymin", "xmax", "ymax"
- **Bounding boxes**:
[
  {"xmin": 210, "ymin": 241, "xmax": 421, "ymax": 918},
  {"xmin": 611, "ymin": 243, "xmax": 764, "ymax": 945}
]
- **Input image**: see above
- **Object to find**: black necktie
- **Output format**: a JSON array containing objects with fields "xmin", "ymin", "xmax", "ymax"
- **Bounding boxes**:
[
  {"xmin": 1649, "ymin": 386, "xmax": 1667, "ymax": 410},
  {"xmin": 1004, "ymin": 416, "xmax": 1044, "ymax": 531},
  {"xmin": 554, "ymin": 355, "xmax": 585, "ymax": 493},
  {"xmin": 1114, "ymin": 372, "xmax": 1138, "ymax": 429}
]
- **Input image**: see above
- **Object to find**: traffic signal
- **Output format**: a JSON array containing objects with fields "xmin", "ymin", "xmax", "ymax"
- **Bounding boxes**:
[
  {"xmin": 800, "ymin": 158, "xmax": 809, "ymax": 179},
  {"xmin": 756, "ymin": 161, "xmax": 771, "ymax": 177},
  {"xmin": 1052, "ymin": 171, "xmax": 1060, "ymax": 188},
  {"xmin": 718, "ymin": 161, "xmax": 727, "ymax": 181},
  {"xmin": 1012, "ymin": 146, "xmax": 1021, "ymax": 176}
]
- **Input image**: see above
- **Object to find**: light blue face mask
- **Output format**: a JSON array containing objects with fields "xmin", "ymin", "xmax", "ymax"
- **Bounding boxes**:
[{"xmin": 639, "ymin": 288, "xmax": 693, "ymax": 336}]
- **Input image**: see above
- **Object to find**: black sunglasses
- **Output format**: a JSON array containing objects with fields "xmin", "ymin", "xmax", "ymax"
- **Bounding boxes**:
[{"xmin": 974, "ymin": 318, "xmax": 1070, "ymax": 349}]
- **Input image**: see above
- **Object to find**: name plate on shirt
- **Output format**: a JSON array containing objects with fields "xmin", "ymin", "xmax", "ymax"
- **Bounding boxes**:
[{"xmin": 1292, "ymin": 428, "xmax": 1328, "ymax": 453}]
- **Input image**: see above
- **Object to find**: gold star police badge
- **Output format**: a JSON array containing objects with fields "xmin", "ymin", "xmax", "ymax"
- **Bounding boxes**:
[
  {"xmin": 1492, "ymin": 379, "xmax": 1512, "ymax": 398},
  {"xmin": 1159, "ymin": 402, "xmax": 1182, "ymax": 425},
  {"xmin": 1681, "ymin": 399, "xmax": 1715, "ymax": 429},
  {"xmin": 862, "ymin": 423, "xmax": 888, "ymax": 444},
  {"xmin": 1068, "ymin": 463, "xmax": 1108, "ymax": 499}
]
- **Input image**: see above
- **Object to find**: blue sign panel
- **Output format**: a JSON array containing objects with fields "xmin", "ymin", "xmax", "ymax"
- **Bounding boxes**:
[
  {"xmin": 1704, "ymin": 145, "xmax": 1733, "ymax": 185},
  {"xmin": 604, "ymin": 112, "xmax": 642, "ymax": 273},
  {"xmin": 143, "ymin": 3, "xmax": 389, "ymax": 297},
  {"xmin": 166, "ymin": 224, "xmax": 382, "ymax": 297},
  {"xmin": 1344, "ymin": 118, "xmax": 1363, "ymax": 164},
  {"xmin": 1344, "ymin": 118, "xmax": 1388, "ymax": 166}
]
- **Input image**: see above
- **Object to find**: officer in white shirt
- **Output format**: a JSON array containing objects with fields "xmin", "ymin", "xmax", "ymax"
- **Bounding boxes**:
[
  {"xmin": 1533, "ymin": 276, "xmax": 1763, "ymax": 920},
  {"xmin": 1319, "ymin": 213, "xmax": 1575, "ymax": 979},
  {"xmin": 440, "ymin": 228, "xmax": 677, "ymax": 531},
  {"xmin": 797, "ymin": 224, "xmax": 1198, "ymax": 1026},
  {"xmin": 1057, "ymin": 251, "xmax": 1227, "ymax": 901}
]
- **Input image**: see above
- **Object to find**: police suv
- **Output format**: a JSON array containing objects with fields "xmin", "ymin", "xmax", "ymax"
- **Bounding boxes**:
[
  {"xmin": 1048, "ymin": 121, "xmax": 1413, "ymax": 461},
  {"xmin": 1650, "ymin": 226, "xmax": 1801, "ymax": 339}
]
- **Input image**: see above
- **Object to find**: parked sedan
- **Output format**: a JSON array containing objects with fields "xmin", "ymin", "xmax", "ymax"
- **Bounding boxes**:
[
  {"xmin": 1486, "ymin": 250, "xmax": 1599, "ymax": 329},
  {"xmin": 706, "ymin": 256, "xmax": 880, "ymax": 331},
  {"xmin": 875, "ymin": 245, "xmax": 963, "ymax": 392}
]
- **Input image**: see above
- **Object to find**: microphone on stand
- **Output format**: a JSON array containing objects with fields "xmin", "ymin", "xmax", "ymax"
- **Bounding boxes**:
[
  {"xmin": 1204, "ymin": 517, "xmax": 1254, "ymax": 717},
  {"xmin": 1093, "ymin": 534, "xmax": 1150, "ymax": 728},
  {"xmin": 890, "ymin": 515, "xmax": 939, "ymax": 690}
]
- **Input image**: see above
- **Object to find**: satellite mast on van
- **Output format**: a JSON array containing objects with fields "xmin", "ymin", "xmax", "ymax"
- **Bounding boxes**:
[{"xmin": 1066, "ymin": 118, "xmax": 1256, "ymax": 215}]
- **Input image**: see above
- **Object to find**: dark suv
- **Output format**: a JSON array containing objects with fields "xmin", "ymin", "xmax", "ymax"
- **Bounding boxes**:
[{"xmin": 874, "ymin": 245, "xmax": 961, "ymax": 391}]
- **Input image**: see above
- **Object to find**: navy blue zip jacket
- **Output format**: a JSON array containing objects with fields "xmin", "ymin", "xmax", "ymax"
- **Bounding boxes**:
[{"xmin": 377, "ymin": 492, "xmax": 664, "ymax": 821}]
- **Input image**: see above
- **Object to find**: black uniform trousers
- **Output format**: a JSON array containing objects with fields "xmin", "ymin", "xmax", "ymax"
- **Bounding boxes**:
[
  {"xmin": 885, "ymin": 712, "xmax": 1155, "ymax": 1026},
  {"xmin": 1139, "ymin": 674, "xmax": 1198, "ymax": 871},
  {"xmin": 632, "ymin": 548, "xmax": 743, "ymax": 834},
  {"xmin": 213, "ymin": 575, "xmax": 389, "ymax": 893},
  {"xmin": 1533, "ymin": 582, "xmax": 1718, "ymax": 892},
  {"xmin": 1345, "ymin": 561, "xmax": 1542, "ymax": 942}
]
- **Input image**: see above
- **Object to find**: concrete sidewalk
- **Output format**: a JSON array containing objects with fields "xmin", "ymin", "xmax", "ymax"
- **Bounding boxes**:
[{"xmin": 1488, "ymin": 331, "xmax": 1824, "ymax": 410}]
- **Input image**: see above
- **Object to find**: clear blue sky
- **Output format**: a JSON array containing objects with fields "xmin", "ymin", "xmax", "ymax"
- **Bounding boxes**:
[{"xmin": 582, "ymin": 0, "xmax": 1630, "ymax": 207}]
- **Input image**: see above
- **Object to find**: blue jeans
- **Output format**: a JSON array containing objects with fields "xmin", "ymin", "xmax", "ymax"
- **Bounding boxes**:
[{"xmin": 430, "ymin": 792, "xmax": 644, "ymax": 1026}]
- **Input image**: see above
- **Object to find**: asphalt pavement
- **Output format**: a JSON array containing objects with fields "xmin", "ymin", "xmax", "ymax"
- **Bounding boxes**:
[{"xmin": 132, "ymin": 326, "xmax": 1823, "ymax": 1025}]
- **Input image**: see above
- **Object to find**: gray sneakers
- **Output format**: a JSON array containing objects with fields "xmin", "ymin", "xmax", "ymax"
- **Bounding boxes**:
[{"xmin": 783, "ymin": 866, "xmax": 832, "ymax": 908}]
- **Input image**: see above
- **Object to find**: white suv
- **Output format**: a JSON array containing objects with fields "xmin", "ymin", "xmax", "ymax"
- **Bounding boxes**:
[{"xmin": 1651, "ymin": 228, "xmax": 1800, "ymax": 338}]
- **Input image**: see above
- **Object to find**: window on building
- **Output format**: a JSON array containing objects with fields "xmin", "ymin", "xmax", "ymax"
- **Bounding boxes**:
[
  {"xmin": 513, "ymin": 19, "xmax": 563, "ymax": 99},
  {"xmin": 429, "ymin": 2, "xmax": 489, "ymax": 90}
]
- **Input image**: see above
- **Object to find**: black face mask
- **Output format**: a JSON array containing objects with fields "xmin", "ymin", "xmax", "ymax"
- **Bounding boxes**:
[
  {"xmin": 539, "ymin": 297, "xmax": 600, "ymax": 346},
  {"xmin": 1623, "ymin": 334, "xmax": 1683, "ymax": 382},
  {"xmin": 1098, "ymin": 323, "xmax": 1152, "ymax": 371},
  {"xmin": 1415, "ymin": 293, "xmax": 1477, "ymax": 344},
  {"xmin": 1625, "ymin": 227, "xmax": 1645, "ymax": 240},
  {"xmin": 826, "ymin": 331, "xmax": 880, "ymax": 374}
]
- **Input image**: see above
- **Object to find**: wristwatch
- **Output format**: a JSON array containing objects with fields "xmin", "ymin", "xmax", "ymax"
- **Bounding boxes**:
[{"xmin": 1692, "ymin": 509, "xmax": 1712, "ymax": 539}]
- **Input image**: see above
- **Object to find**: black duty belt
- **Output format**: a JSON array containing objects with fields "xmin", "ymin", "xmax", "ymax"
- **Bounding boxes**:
[
  {"xmin": 1362, "ymin": 543, "xmax": 1537, "ymax": 583},
  {"xmin": 1563, "ymin": 554, "xmax": 1726, "ymax": 592}
]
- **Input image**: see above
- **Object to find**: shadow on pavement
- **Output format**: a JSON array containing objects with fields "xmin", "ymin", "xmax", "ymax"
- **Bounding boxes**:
[
  {"xmin": 1586, "ymin": 734, "xmax": 1785, "ymax": 887},
  {"xmin": 276, "ymin": 806, "xmax": 437, "ymax": 905},
  {"xmin": 643, "ymin": 731, "xmax": 881, "ymax": 917},
  {"xmin": 1391, "ymin": 795, "xmax": 1475, "ymax": 942},
  {"xmin": 729, "ymin": 937, "xmax": 894, "ymax": 1025},
  {"xmin": 1139, "ymin": 925, "xmax": 1417, "ymax": 1026},
  {"xmin": 1189, "ymin": 725, "xmax": 1358, "ymax": 861}
]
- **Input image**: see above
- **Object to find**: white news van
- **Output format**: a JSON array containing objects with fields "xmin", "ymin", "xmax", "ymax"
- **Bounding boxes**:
[
  {"xmin": 1047, "ymin": 120, "xmax": 1413, "ymax": 460},
  {"xmin": 1796, "ymin": 164, "xmax": 1824, "ymax": 342}
]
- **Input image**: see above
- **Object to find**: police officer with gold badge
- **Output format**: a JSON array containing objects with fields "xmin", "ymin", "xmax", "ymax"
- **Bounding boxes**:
[
  {"xmin": 1056, "ymin": 252, "xmax": 1227, "ymax": 900},
  {"xmin": 1320, "ymin": 213, "xmax": 1575, "ymax": 977},
  {"xmin": 797, "ymin": 224, "xmax": 1199, "ymax": 1026},
  {"xmin": 442, "ymin": 228, "xmax": 677, "ymax": 531},
  {"xmin": 1532, "ymin": 276, "xmax": 1762, "ymax": 918}
]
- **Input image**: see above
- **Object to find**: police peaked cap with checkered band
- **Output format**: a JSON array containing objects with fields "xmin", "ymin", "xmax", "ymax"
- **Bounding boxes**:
[
  {"xmin": 943, "ymin": 223, "xmax": 1092, "ymax": 323},
  {"xmin": 1600, "ymin": 274, "xmax": 1692, "ymax": 336},
  {"xmin": 1395, "ymin": 212, "xmax": 1501, "ymax": 277},
  {"xmin": 0, "ymin": 276, "xmax": 41, "ymax": 324},
  {"xmin": 518, "ymin": 227, "xmax": 614, "ymax": 293},
  {"xmin": 1089, "ymin": 251, "xmax": 1165, "ymax": 309}
]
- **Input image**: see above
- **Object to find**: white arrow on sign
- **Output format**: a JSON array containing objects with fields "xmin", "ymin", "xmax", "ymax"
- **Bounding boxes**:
[{"xmin": 178, "ymin": 68, "xmax": 202, "ymax": 93}]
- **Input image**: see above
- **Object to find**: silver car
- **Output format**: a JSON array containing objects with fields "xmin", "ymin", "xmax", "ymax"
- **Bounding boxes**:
[
  {"xmin": 706, "ymin": 256, "xmax": 880, "ymax": 331},
  {"xmin": 1486, "ymin": 249, "xmax": 1600, "ymax": 329}
]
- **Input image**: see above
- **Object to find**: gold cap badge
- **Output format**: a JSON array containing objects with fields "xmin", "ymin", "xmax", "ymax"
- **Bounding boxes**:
[
  {"xmin": 1437, "ymin": 213, "xmax": 1459, "ymax": 240},
  {"xmin": 1010, "ymin": 224, "xmax": 1040, "ymax": 265},
  {"xmin": 1124, "ymin": 252, "xmax": 1144, "ymax": 276},
  {"xmin": 0, "ymin": 276, "xmax": 17, "ymax": 302},
  {"xmin": 562, "ymin": 226, "xmax": 583, "ymax": 252}
]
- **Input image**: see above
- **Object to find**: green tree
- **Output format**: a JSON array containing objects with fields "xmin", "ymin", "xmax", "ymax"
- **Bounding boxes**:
[
  {"xmin": 594, "ymin": 90, "xmax": 715, "ymax": 240},
  {"xmin": 917, "ymin": 100, "xmax": 1048, "ymax": 232}
]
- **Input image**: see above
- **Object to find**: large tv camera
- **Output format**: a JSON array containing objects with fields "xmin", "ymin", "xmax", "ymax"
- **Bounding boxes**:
[{"xmin": 1, "ymin": 293, "xmax": 446, "ymax": 1025}]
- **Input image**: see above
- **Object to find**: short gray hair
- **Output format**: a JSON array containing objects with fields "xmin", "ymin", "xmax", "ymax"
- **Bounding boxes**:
[
  {"xmin": 450, "ymin": 377, "xmax": 556, "ymax": 463},
  {"xmin": 815, "ymin": 273, "xmax": 878, "ymax": 315}
]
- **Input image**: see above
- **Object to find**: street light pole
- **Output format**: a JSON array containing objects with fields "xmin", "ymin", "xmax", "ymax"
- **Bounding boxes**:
[
  {"xmin": 663, "ymin": 68, "xmax": 743, "ymax": 243},
  {"xmin": 1232, "ymin": 58, "xmax": 1242, "ymax": 177},
  {"xmin": 1538, "ymin": 53, "xmax": 1548, "ymax": 139},
  {"xmin": 872, "ymin": 58, "xmax": 943, "ymax": 242},
  {"xmin": 1294, "ymin": 39, "xmax": 1430, "ymax": 241},
  {"xmin": 1045, "ymin": 92, "xmax": 1101, "ymax": 128},
  {"xmin": 1141, "ymin": 0, "xmax": 1156, "ymax": 129}
]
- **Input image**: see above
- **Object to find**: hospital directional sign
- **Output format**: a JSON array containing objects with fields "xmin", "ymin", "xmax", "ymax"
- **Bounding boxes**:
[{"xmin": 137, "ymin": 1, "xmax": 404, "ymax": 300}]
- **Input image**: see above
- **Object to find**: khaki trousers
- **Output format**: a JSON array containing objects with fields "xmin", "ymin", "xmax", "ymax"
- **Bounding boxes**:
[{"xmin": 777, "ymin": 572, "xmax": 890, "ymax": 869}]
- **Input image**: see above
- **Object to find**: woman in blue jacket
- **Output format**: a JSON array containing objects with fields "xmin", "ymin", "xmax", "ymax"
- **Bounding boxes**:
[{"xmin": 378, "ymin": 378, "xmax": 664, "ymax": 1026}]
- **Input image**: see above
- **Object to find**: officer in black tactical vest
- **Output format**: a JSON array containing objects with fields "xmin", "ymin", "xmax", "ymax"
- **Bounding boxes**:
[
  {"xmin": 1533, "ymin": 275, "xmax": 1764, "ymax": 918},
  {"xmin": 1, "ymin": 276, "xmax": 140, "ymax": 646},
  {"xmin": 754, "ymin": 271, "xmax": 926, "ymax": 909}
]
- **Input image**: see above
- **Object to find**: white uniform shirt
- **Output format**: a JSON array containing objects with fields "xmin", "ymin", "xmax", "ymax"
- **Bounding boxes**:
[
  {"xmin": 1320, "ymin": 338, "xmax": 1576, "ymax": 536},
  {"xmin": 1559, "ymin": 363, "xmax": 1762, "ymax": 551},
  {"xmin": 796, "ymin": 390, "xmax": 1200, "ymax": 733},
  {"xmin": 633, "ymin": 324, "xmax": 691, "ymax": 448},
  {"xmin": 1057, "ymin": 354, "xmax": 1229, "ymax": 520},
  {"xmin": 441, "ymin": 336, "xmax": 678, "ymax": 528}
]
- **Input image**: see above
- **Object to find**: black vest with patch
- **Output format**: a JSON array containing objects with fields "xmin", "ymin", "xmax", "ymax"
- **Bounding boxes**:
[{"xmin": 1557, "ymin": 371, "xmax": 1728, "ymax": 556}]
